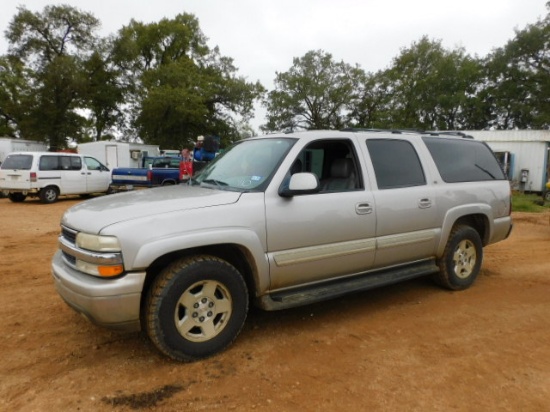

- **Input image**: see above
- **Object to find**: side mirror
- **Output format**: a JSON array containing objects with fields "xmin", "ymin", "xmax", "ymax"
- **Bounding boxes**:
[{"xmin": 279, "ymin": 172, "xmax": 320, "ymax": 197}]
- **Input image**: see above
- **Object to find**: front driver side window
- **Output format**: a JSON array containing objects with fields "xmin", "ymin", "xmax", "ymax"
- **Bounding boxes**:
[{"xmin": 287, "ymin": 139, "xmax": 362, "ymax": 193}]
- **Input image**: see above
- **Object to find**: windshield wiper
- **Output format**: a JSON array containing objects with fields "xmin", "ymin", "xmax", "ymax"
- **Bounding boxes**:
[
  {"xmin": 475, "ymin": 164, "xmax": 496, "ymax": 179},
  {"xmin": 201, "ymin": 178, "xmax": 229, "ymax": 187}
]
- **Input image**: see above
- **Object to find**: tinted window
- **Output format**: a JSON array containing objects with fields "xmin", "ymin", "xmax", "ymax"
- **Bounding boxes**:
[
  {"xmin": 366, "ymin": 139, "xmax": 426, "ymax": 189},
  {"xmin": 423, "ymin": 137, "xmax": 506, "ymax": 182},
  {"xmin": 39, "ymin": 155, "xmax": 82, "ymax": 171},
  {"xmin": 1, "ymin": 154, "xmax": 33, "ymax": 170},
  {"xmin": 39, "ymin": 156, "xmax": 60, "ymax": 171},
  {"xmin": 60, "ymin": 156, "xmax": 82, "ymax": 170}
]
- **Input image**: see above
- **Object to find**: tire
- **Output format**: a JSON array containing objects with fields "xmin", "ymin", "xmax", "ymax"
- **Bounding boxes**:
[
  {"xmin": 434, "ymin": 225, "xmax": 483, "ymax": 290},
  {"xmin": 8, "ymin": 192, "xmax": 26, "ymax": 203},
  {"xmin": 39, "ymin": 186, "xmax": 59, "ymax": 203},
  {"xmin": 145, "ymin": 256, "xmax": 249, "ymax": 362},
  {"xmin": 544, "ymin": 191, "xmax": 550, "ymax": 202}
]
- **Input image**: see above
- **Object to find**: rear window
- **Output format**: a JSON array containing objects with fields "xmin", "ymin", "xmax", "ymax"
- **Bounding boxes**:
[
  {"xmin": 1, "ymin": 154, "xmax": 33, "ymax": 170},
  {"xmin": 423, "ymin": 137, "xmax": 506, "ymax": 182}
]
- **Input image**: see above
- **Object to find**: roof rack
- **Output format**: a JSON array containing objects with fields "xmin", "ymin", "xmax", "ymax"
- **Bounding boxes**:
[
  {"xmin": 341, "ymin": 128, "xmax": 424, "ymax": 134},
  {"xmin": 341, "ymin": 128, "xmax": 474, "ymax": 139}
]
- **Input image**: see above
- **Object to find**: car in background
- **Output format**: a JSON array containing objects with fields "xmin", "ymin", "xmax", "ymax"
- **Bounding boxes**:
[{"xmin": 0, "ymin": 152, "xmax": 111, "ymax": 203}]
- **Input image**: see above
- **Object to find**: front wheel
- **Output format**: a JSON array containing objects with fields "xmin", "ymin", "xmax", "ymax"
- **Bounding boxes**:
[
  {"xmin": 145, "ymin": 256, "xmax": 249, "ymax": 362},
  {"xmin": 433, "ymin": 225, "xmax": 483, "ymax": 290}
]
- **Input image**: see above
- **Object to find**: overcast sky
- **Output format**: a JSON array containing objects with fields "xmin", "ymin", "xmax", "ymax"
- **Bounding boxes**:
[{"xmin": 1, "ymin": 0, "xmax": 548, "ymax": 129}]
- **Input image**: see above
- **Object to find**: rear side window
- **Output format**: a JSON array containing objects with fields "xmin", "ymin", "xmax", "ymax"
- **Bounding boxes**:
[
  {"xmin": 1, "ymin": 154, "xmax": 33, "ymax": 170},
  {"xmin": 366, "ymin": 139, "xmax": 426, "ymax": 189},
  {"xmin": 423, "ymin": 137, "xmax": 506, "ymax": 182}
]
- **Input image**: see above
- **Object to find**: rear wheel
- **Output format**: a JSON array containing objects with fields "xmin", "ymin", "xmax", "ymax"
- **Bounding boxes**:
[
  {"xmin": 39, "ymin": 186, "xmax": 59, "ymax": 203},
  {"xmin": 145, "ymin": 255, "xmax": 249, "ymax": 362},
  {"xmin": 434, "ymin": 225, "xmax": 483, "ymax": 290},
  {"xmin": 8, "ymin": 192, "xmax": 26, "ymax": 203}
]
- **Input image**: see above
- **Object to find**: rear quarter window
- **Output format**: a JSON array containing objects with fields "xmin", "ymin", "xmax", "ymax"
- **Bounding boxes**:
[
  {"xmin": 422, "ymin": 137, "xmax": 506, "ymax": 182},
  {"xmin": 1, "ymin": 154, "xmax": 34, "ymax": 170}
]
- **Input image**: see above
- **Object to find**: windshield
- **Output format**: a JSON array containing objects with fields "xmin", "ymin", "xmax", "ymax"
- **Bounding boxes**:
[{"xmin": 191, "ymin": 138, "xmax": 296, "ymax": 191}]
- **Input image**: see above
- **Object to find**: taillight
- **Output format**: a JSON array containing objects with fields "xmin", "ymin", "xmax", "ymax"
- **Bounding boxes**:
[
  {"xmin": 146, "ymin": 170, "xmax": 152, "ymax": 181},
  {"xmin": 30, "ymin": 172, "xmax": 37, "ymax": 182}
]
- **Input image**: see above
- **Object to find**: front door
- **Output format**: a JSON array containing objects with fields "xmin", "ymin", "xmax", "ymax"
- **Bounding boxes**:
[
  {"xmin": 84, "ymin": 157, "xmax": 111, "ymax": 192},
  {"xmin": 265, "ymin": 138, "xmax": 376, "ymax": 291}
]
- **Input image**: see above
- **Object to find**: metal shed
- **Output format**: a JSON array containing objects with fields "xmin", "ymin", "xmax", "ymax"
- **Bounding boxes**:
[{"xmin": 467, "ymin": 130, "xmax": 550, "ymax": 193}]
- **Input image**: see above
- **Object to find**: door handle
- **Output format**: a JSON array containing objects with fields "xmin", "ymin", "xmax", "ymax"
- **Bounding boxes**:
[
  {"xmin": 356, "ymin": 202, "xmax": 373, "ymax": 215},
  {"xmin": 418, "ymin": 198, "xmax": 432, "ymax": 209}
]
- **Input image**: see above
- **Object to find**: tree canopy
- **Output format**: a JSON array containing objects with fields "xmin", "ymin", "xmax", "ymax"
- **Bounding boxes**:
[{"xmin": 0, "ymin": 4, "xmax": 548, "ymax": 150}]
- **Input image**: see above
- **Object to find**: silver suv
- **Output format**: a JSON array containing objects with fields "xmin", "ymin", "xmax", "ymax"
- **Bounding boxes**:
[{"xmin": 52, "ymin": 130, "xmax": 513, "ymax": 361}]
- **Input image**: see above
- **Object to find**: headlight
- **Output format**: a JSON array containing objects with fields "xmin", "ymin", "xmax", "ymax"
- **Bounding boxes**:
[{"xmin": 76, "ymin": 233, "xmax": 121, "ymax": 252}]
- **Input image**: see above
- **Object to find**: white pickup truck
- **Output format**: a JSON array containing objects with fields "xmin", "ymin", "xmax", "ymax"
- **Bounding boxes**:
[{"xmin": 52, "ymin": 130, "xmax": 513, "ymax": 361}]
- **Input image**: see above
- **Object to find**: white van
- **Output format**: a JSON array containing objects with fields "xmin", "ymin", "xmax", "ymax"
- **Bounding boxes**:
[{"xmin": 0, "ymin": 152, "xmax": 111, "ymax": 203}]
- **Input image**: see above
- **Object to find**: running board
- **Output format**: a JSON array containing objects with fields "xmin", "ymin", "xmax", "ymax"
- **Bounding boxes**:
[{"xmin": 259, "ymin": 260, "xmax": 439, "ymax": 311}]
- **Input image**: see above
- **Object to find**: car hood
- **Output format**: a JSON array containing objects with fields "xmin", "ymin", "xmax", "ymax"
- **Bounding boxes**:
[{"xmin": 62, "ymin": 185, "xmax": 242, "ymax": 234}]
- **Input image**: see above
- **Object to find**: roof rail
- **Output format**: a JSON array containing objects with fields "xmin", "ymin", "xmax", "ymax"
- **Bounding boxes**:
[
  {"xmin": 341, "ymin": 128, "xmax": 424, "ymax": 134},
  {"xmin": 342, "ymin": 128, "xmax": 474, "ymax": 139}
]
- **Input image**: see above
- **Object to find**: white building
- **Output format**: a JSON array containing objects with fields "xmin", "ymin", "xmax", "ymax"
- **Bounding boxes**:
[
  {"xmin": 468, "ymin": 130, "xmax": 550, "ymax": 193},
  {"xmin": 77, "ymin": 141, "xmax": 161, "ymax": 169},
  {"xmin": 0, "ymin": 138, "xmax": 48, "ymax": 164}
]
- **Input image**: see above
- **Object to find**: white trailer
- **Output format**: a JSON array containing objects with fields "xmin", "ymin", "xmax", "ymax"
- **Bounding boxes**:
[
  {"xmin": 0, "ymin": 138, "xmax": 48, "ymax": 164},
  {"xmin": 469, "ymin": 130, "xmax": 550, "ymax": 193},
  {"xmin": 77, "ymin": 141, "xmax": 160, "ymax": 169}
]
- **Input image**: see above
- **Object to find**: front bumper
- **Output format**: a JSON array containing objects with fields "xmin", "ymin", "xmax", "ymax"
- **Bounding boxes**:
[{"xmin": 51, "ymin": 250, "xmax": 146, "ymax": 331}]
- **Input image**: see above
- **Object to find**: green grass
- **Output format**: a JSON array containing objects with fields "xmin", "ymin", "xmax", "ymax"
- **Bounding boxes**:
[{"xmin": 511, "ymin": 192, "xmax": 549, "ymax": 212}]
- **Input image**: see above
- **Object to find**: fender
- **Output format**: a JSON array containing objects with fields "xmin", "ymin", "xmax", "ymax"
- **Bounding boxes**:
[
  {"xmin": 436, "ymin": 203, "xmax": 493, "ymax": 256},
  {"xmin": 130, "ymin": 227, "xmax": 271, "ymax": 293}
]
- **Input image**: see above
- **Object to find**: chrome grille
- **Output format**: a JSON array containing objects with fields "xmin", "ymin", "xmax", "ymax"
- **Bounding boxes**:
[{"xmin": 61, "ymin": 226, "xmax": 77, "ymax": 245}]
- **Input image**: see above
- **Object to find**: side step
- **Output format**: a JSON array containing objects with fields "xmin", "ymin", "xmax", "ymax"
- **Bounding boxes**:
[{"xmin": 260, "ymin": 260, "xmax": 439, "ymax": 311}]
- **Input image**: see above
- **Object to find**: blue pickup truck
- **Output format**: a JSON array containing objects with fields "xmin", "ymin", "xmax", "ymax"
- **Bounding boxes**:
[{"xmin": 110, "ymin": 156, "xmax": 183, "ymax": 192}]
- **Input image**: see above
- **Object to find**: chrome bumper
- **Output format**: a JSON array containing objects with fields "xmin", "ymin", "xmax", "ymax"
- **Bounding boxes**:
[{"xmin": 51, "ymin": 250, "xmax": 146, "ymax": 331}]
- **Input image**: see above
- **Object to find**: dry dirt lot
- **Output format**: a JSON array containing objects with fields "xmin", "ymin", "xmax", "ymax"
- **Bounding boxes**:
[{"xmin": 1, "ymin": 195, "xmax": 549, "ymax": 411}]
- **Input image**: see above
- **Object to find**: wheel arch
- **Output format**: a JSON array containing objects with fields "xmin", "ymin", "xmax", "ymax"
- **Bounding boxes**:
[
  {"xmin": 139, "ymin": 243, "xmax": 261, "ymax": 325},
  {"xmin": 437, "ymin": 206, "xmax": 491, "ymax": 256},
  {"xmin": 40, "ymin": 184, "xmax": 61, "ymax": 202}
]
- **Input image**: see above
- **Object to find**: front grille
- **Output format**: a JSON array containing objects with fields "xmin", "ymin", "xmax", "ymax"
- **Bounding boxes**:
[
  {"xmin": 62, "ymin": 251, "xmax": 76, "ymax": 265},
  {"xmin": 61, "ymin": 226, "xmax": 77, "ymax": 244}
]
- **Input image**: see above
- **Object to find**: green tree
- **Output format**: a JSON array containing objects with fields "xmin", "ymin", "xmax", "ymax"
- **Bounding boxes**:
[
  {"xmin": 0, "ymin": 55, "xmax": 34, "ymax": 137},
  {"xmin": 82, "ymin": 46, "xmax": 124, "ymax": 141},
  {"xmin": 5, "ymin": 5, "xmax": 100, "ymax": 149},
  {"xmin": 112, "ymin": 14, "xmax": 264, "ymax": 147},
  {"xmin": 263, "ymin": 50, "xmax": 361, "ymax": 132},
  {"xmin": 383, "ymin": 36, "xmax": 483, "ymax": 130},
  {"xmin": 345, "ymin": 69, "xmax": 394, "ymax": 129},
  {"xmin": 483, "ymin": 5, "xmax": 550, "ymax": 129}
]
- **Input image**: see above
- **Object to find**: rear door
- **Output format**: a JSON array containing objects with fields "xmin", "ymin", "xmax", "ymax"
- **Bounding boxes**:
[
  {"xmin": 362, "ymin": 138, "xmax": 438, "ymax": 268},
  {"xmin": 56, "ymin": 155, "xmax": 85, "ymax": 194}
]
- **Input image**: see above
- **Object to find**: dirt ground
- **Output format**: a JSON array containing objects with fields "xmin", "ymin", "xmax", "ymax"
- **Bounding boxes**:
[{"xmin": 1, "ymin": 195, "xmax": 549, "ymax": 412}]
